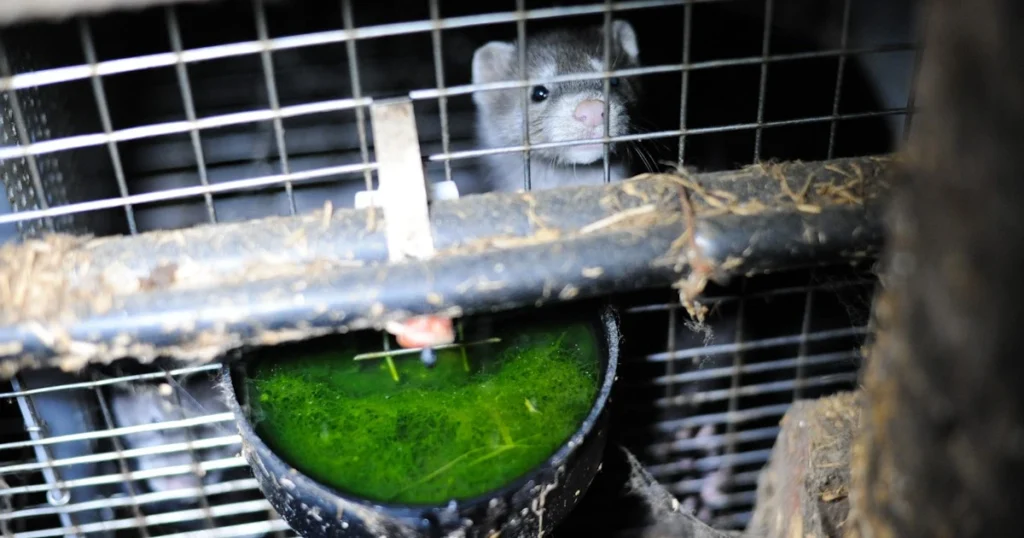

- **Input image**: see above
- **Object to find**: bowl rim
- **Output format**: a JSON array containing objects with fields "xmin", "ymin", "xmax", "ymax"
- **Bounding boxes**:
[{"xmin": 220, "ymin": 303, "xmax": 620, "ymax": 520}]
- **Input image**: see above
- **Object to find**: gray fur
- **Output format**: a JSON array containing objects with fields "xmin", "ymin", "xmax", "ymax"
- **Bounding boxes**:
[
  {"xmin": 109, "ymin": 375, "xmax": 237, "ymax": 499},
  {"xmin": 471, "ymin": 21, "xmax": 641, "ymax": 192}
]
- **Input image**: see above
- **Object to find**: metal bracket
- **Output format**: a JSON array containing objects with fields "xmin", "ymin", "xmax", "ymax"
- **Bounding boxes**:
[{"xmin": 369, "ymin": 99, "xmax": 436, "ymax": 263}]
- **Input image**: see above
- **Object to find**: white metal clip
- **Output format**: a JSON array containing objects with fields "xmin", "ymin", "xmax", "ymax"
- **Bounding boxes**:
[{"xmin": 368, "ymin": 99, "xmax": 437, "ymax": 262}]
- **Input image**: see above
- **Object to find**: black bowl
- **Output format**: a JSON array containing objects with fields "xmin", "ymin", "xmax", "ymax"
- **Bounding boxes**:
[{"xmin": 221, "ymin": 304, "xmax": 620, "ymax": 538}]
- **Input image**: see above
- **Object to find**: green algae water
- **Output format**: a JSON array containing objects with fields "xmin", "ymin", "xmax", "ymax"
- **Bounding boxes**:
[{"xmin": 247, "ymin": 320, "xmax": 601, "ymax": 505}]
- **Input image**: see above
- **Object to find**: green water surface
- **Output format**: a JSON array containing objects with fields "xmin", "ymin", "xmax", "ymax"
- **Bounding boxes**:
[{"xmin": 247, "ymin": 321, "xmax": 601, "ymax": 505}]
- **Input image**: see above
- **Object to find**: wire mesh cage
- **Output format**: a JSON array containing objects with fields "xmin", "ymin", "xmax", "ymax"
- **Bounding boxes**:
[
  {"xmin": 0, "ymin": 0, "xmax": 917, "ymax": 536},
  {"xmin": 0, "ymin": 365, "xmax": 292, "ymax": 537}
]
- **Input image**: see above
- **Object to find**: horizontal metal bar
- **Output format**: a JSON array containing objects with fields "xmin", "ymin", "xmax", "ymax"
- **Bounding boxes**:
[
  {"xmin": 646, "ymin": 427, "xmax": 782, "ymax": 459},
  {"xmin": 712, "ymin": 511, "xmax": 752, "ymax": 530},
  {"xmin": 669, "ymin": 489, "xmax": 758, "ymax": 512},
  {"xmin": 0, "ymin": 363, "xmax": 220, "ymax": 399},
  {"xmin": 160, "ymin": 520, "xmax": 295, "ymax": 538},
  {"xmin": 0, "ymin": 0, "xmax": 738, "ymax": 91},
  {"xmin": 0, "ymin": 434, "xmax": 240, "ymax": 476},
  {"xmin": 645, "ymin": 349, "xmax": 862, "ymax": 387},
  {"xmin": 0, "ymin": 105, "xmax": 893, "ymax": 227},
  {"xmin": 0, "ymin": 413, "xmax": 234, "ymax": 452},
  {"xmin": 0, "ymin": 456, "xmax": 245, "ymax": 497},
  {"xmin": 669, "ymin": 468, "xmax": 762, "ymax": 496},
  {"xmin": 646, "ymin": 448, "xmax": 774, "ymax": 477},
  {"xmin": 0, "ymin": 163, "xmax": 373, "ymax": 227},
  {"xmin": 0, "ymin": 63, "xmax": 909, "ymax": 173},
  {"xmin": 652, "ymin": 372, "xmax": 857, "ymax": 408},
  {"xmin": 706, "ymin": 490, "xmax": 758, "ymax": 510},
  {"xmin": 0, "ymin": 97, "xmax": 371, "ymax": 161},
  {"xmin": 644, "ymin": 328, "xmax": 867, "ymax": 364},
  {"xmin": 652, "ymin": 402, "xmax": 795, "ymax": 433},
  {"xmin": 11, "ymin": 499, "xmax": 273, "ymax": 538},
  {"xmin": 0, "ymin": 478, "xmax": 260, "ymax": 521},
  {"xmin": 410, "ymin": 42, "xmax": 914, "ymax": 100},
  {"xmin": 0, "ymin": 156, "xmax": 891, "ymax": 376},
  {"xmin": 0, "ymin": 111, "xmax": 899, "ymax": 229},
  {"xmin": 428, "ymin": 109, "xmax": 906, "ymax": 163}
]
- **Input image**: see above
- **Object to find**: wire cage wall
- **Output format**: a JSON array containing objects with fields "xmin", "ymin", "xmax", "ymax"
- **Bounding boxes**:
[{"xmin": 0, "ymin": 0, "xmax": 917, "ymax": 536}]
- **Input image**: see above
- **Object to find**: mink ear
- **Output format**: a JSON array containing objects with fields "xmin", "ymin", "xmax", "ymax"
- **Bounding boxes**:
[
  {"xmin": 612, "ymin": 19, "xmax": 640, "ymax": 63},
  {"xmin": 472, "ymin": 41, "xmax": 517, "ymax": 108}
]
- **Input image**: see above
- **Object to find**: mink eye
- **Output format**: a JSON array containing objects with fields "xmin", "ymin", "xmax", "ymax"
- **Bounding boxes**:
[
  {"xmin": 609, "ymin": 77, "xmax": 621, "ymax": 87},
  {"xmin": 530, "ymin": 85, "xmax": 549, "ymax": 103}
]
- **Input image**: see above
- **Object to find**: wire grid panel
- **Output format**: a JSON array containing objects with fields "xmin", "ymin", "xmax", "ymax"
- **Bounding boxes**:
[
  {"xmin": 0, "ymin": 0, "xmax": 915, "ymax": 534},
  {"xmin": 0, "ymin": 364, "xmax": 295, "ymax": 538},
  {"xmin": 0, "ymin": 0, "xmax": 916, "ymax": 237},
  {"xmin": 613, "ymin": 265, "xmax": 876, "ymax": 530}
]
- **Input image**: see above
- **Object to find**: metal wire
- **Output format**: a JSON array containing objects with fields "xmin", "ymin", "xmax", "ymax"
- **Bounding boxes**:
[
  {"xmin": 677, "ymin": 1, "xmax": 693, "ymax": 164},
  {"xmin": 647, "ymin": 448, "xmax": 772, "ymax": 477},
  {"xmin": 516, "ymin": 0, "xmax": 532, "ymax": 191},
  {"xmin": 662, "ymin": 299, "xmax": 679, "ymax": 445},
  {"xmin": 0, "ymin": 456, "xmax": 245, "ymax": 498},
  {"xmin": 160, "ymin": 520, "xmax": 294, "ymax": 538},
  {"xmin": 410, "ymin": 43, "xmax": 914, "ymax": 99},
  {"xmin": 654, "ymin": 372, "xmax": 857, "ymax": 409},
  {"xmin": 11, "ymin": 499, "xmax": 278, "ymax": 538},
  {"xmin": 8, "ymin": 377, "xmax": 76, "ymax": 536},
  {"xmin": 91, "ymin": 375, "xmax": 151, "ymax": 538},
  {"xmin": 427, "ymin": 108, "xmax": 902, "ymax": 161},
  {"xmin": 0, "ymin": 31, "xmax": 913, "ymax": 229},
  {"xmin": 793, "ymin": 284, "xmax": 816, "ymax": 399},
  {"xmin": 0, "ymin": 77, "xmax": 904, "ymax": 161},
  {"xmin": 719, "ymin": 280, "xmax": 747, "ymax": 513},
  {"xmin": 645, "ymin": 325, "xmax": 867, "ymax": 363},
  {"xmin": 648, "ymin": 348, "xmax": 862, "ymax": 387},
  {"xmin": 78, "ymin": 19, "xmax": 138, "ymax": 235},
  {"xmin": 0, "ymin": 96, "xmax": 373, "ymax": 161},
  {"xmin": 0, "ymin": 33, "xmax": 913, "ymax": 226},
  {"xmin": 620, "ymin": 264, "xmax": 873, "ymax": 526},
  {"xmin": 0, "ymin": 413, "xmax": 235, "ymax": 453},
  {"xmin": 0, "ymin": 480, "xmax": 260, "ymax": 521},
  {"xmin": 429, "ymin": 0, "xmax": 454, "ymax": 185},
  {"xmin": 254, "ymin": 0, "xmax": 297, "ymax": 215},
  {"xmin": 0, "ymin": 1, "xmax": 735, "ymax": 93},
  {"xmin": 0, "ymin": 435, "xmax": 239, "ymax": 476},
  {"xmin": 752, "ymin": 0, "xmax": 775, "ymax": 162},
  {"xmin": 648, "ymin": 426, "xmax": 780, "ymax": 458},
  {"xmin": 166, "ymin": 5, "xmax": 218, "ymax": 224},
  {"xmin": 341, "ymin": 0, "xmax": 376, "ymax": 195},
  {"xmin": 827, "ymin": 0, "xmax": 854, "ymax": 159},
  {"xmin": 0, "ymin": 162, "xmax": 371, "ymax": 226},
  {"xmin": 0, "ymin": 37, "xmax": 53, "ymax": 232},
  {"xmin": 653, "ymin": 401, "xmax": 795, "ymax": 434},
  {"xmin": 0, "ymin": 101, "xmax": 894, "ymax": 222},
  {"xmin": 601, "ymin": 0, "xmax": 613, "ymax": 183},
  {"xmin": 164, "ymin": 372, "xmax": 216, "ymax": 531},
  {"xmin": 0, "ymin": 364, "xmax": 221, "ymax": 399}
]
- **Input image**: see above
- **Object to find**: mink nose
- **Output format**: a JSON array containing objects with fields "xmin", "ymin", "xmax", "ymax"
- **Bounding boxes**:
[{"xmin": 574, "ymin": 99, "xmax": 605, "ymax": 128}]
